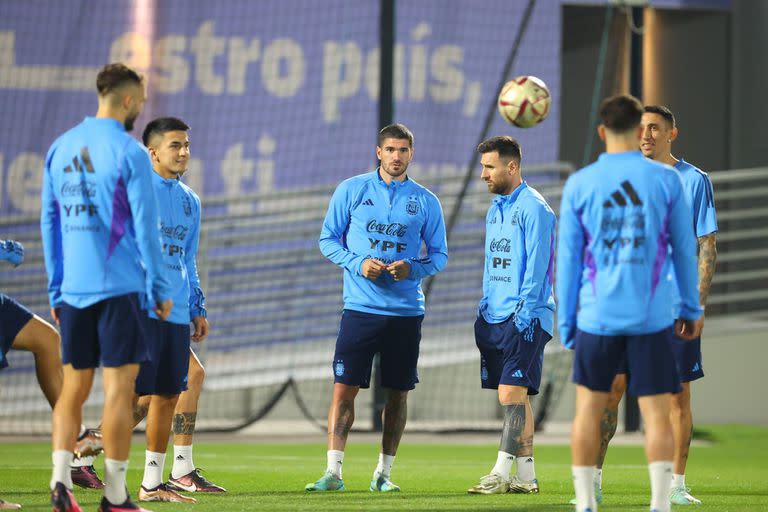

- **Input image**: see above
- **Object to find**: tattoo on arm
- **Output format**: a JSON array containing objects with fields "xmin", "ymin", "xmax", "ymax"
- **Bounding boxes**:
[
  {"xmin": 596, "ymin": 406, "xmax": 618, "ymax": 467},
  {"xmin": 382, "ymin": 392, "xmax": 408, "ymax": 454},
  {"xmin": 133, "ymin": 403, "xmax": 149, "ymax": 426},
  {"xmin": 697, "ymin": 234, "xmax": 717, "ymax": 307},
  {"xmin": 331, "ymin": 399, "xmax": 355, "ymax": 440},
  {"xmin": 499, "ymin": 404, "xmax": 526, "ymax": 455},
  {"xmin": 172, "ymin": 412, "xmax": 197, "ymax": 436}
]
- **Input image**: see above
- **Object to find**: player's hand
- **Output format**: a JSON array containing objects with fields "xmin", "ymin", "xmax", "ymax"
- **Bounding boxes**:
[
  {"xmin": 675, "ymin": 317, "xmax": 704, "ymax": 340},
  {"xmin": 50, "ymin": 307, "xmax": 60, "ymax": 326},
  {"xmin": 361, "ymin": 259, "xmax": 386, "ymax": 280},
  {"xmin": 191, "ymin": 316, "xmax": 209, "ymax": 343},
  {"xmin": 386, "ymin": 260, "xmax": 411, "ymax": 281},
  {"xmin": 155, "ymin": 299, "xmax": 174, "ymax": 321},
  {"xmin": 1, "ymin": 240, "xmax": 24, "ymax": 267}
]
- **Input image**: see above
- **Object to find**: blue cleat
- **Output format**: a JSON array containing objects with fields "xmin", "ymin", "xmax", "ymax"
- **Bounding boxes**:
[
  {"xmin": 370, "ymin": 474, "xmax": 401, "ymax": 492},
  {"xmin": 305, "ymin": 471, "xmax": 345, "ymax": 492}
]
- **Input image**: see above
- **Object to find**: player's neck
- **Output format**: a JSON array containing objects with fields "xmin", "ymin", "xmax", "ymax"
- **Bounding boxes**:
[
  {"xmin": 154, "ymin": 167, "xmax": 180, "ymax": 180},
  {"xmin": 604, "ymin": 133, "xmax": 640, "ymax": 154},
  {"xmin": 94, "ymin": 104, "xmax": 126, "ymax": 127},
  {"xmin": 658, "ymin": 153, "xmax": 678, "ymax": 167}
]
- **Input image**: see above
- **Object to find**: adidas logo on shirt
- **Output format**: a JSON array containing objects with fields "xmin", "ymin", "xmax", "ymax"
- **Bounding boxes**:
[
  {"xmin": 362, "ymin": 198, "xmax": 374, "ymax": 206},
  {"xmin": 603, "ymin": 180, "xmax": 643, "ymax": 208}
]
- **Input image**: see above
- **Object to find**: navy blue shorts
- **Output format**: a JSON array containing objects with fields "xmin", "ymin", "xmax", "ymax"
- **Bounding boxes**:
[
  {"xmin": 669, "ymin": 335, "xmax": 704, "ymax": 383},
  {"xmin": 0, "ymin": 293, "xmax": 34, "ymax": 370},
  {"xmin": 59, "ymin": 293, "xmax": 150, "ymax": 369},
  {"xmin": 135, "ymin": 317, "xmax": 190, "ymax": 396},
  {"xmin": 475, "ymin": 316, "xmax": 551, "ymax": 395},
  {"xmin": 573, "ymin": 326, "xmax": 682, "ymax": 396},
  {"xmin": 614, "ymin": 333, "xmax": 703, "ymax": 384},
  {"xmin": 333, "ymin": 309, "xmax": 423, "ymax": 391}
]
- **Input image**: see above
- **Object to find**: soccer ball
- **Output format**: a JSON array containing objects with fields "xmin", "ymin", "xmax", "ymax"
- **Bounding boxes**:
[{"xmin": 497, "ymin": 76, "xmax": 551, "ymax": 128}]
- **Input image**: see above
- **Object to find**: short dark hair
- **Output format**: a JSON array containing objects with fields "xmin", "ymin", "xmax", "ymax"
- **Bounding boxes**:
[
  {"xmin": 378, "ymin": 123, "xmax": 414, "ymax": 148},
  {"xmin": 96, "ymin": 63, "xmax": 143, "ymax": 96},
  {"xmin": 142, "ymin": 117, "xmax": 190, "ymax": 146},
  {"xmin": 599, "ymin": 94, "xmax": 643, "ymax": 133},
  {"xmin": 644, "ymin": 105, "xmax": 676, "ymax": 128},
  {"xmin": 476, "ymin": 136, "xmax": 522, "ymax": 163}
]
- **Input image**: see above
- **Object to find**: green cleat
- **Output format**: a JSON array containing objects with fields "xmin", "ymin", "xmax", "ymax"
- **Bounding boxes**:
[
  {"xmin": 670, "ymin": 486, "xmax": 701, "ymax": 505},
  {"xmin": 305, "ymin": 471, "xmax": 345, "ymax": 492},
  {"xmin": 370, "ymin": 474, "xmax": 401, "ymax": 492},
  {"xmin": 569, "ymin": 482, "xmax": 602, "ymax": 505}
]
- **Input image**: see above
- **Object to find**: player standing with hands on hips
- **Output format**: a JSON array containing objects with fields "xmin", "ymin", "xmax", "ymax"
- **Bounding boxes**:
[{"xmin": 307, "ymin": 124, "xmax": 448, "ymax": 493}]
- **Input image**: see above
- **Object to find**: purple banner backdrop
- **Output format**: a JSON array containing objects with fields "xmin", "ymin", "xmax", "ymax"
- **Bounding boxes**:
[{"xmin": 0, "ymin": 0, "xmax": 564, "ymax": 217}]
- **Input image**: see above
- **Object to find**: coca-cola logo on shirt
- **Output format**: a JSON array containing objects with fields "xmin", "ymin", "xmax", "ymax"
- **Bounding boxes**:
[
  {"xmin": 489, "ymin": 238, "xmax": 512, "ymax": 252},
  {"xmin": 60, "ymin": 181, "xmax": 96, "ymax": 198},
  {"xmin": 367, "ymin": 220, "xmax": 407, "ymax": 238}
]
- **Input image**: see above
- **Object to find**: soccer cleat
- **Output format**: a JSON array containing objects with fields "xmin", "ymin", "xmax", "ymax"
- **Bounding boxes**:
[
  {"xmin": 51, "ymin": 482, "xmax": 81, "ymax": 512},
  {"xmin": 670, "ymin": 486, "xmax": 702, "ymax": 505},
  {"xmin": 467, "ymin": 473, "xmax": 509, "ymax": 494},
  {"xmin": 305, "ymin": 471, "xmax": 345, "ymax": 492},
  {"xmin": 138, "ymin": 484, "xmax": 196, "ymax": 503},
  {"xmin": 0, "ymin": 499, "xmax": 21, "ymax": 510},
  {"xmin": 167, "ymin": 468, "xmax": 227, "ymax": 493},
  {"xmin": 97, "ymin": 496, "xmax": 153, "ymax": 512},
  {"xmin": 369, "ymin": 474, "xmax": 401, "ymax": 492},
  {"xmin": 74, "ymin": 428, "xmax": 103, "ymax": 459},
  {"xmin": 507, "ymin": 475, "xmax": 539, "ymax": 494},
  {"xmin": 569, "ymin": 482, "xmax": 602, "ymax": 505},
  {"xmin": 71, "ymin": 465, "xmax": 104, "ymax": 490}
]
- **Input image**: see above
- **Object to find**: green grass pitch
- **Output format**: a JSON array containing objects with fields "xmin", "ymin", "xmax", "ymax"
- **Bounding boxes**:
[{"xmin": 1, "ymin": 425, "xmax": 766, "ymax": 511}]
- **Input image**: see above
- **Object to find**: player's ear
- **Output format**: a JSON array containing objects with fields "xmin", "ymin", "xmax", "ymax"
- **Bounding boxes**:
[
  {"xmin": 597, "ymin": 124, "xmax": 606, "ymax": 142},
  {"xmin": 507, "ymin": 158, "xmax": 518, "ymax": 175},
  {"xmin": 669, "ymin": 126, "xmax": 679, "ymax": 143},
  {"xmin": 375, "ymin": 146, "xmax": 382, "ymax": 161}
]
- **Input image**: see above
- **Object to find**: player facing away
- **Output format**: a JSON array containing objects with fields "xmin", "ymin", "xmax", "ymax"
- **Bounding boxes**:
[
  {"xmin": 466, "ymin": 137, "xmax": 556, "ymax": 495},
  {"xmin": 0, "ymin": 240, "xmax": 63, "ymax": 511},
  {"xmin": 41, "ymin": 63, "xmax": 173, "ymax": 512},
  {"xmin": 583, "ymin": 105, "xmax": 717, "ymax": 506},
  {"xmin": 129, "ymin": 117, "xmax": 212, "ymax": 503},
  {"xmin": 307, "ymin": 123, "xmax": 448, "ymax": 492},
  {"xmin": 556, "ymin": 94, "xmax": 703, "ymax": 512}
]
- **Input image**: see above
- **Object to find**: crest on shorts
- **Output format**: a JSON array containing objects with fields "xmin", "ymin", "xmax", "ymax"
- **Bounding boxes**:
[
  {"xmin": 334, "ymin": 361, "xmax": 345, "ymax": 377},
  {"xmin": 480, "ymin": 365, "xmax": 489, "ymax": 381},
  {"xmin": 182, "ymin": 195, "xmax": 192, "ymax": 217},
  {"xmin": 406, "ymin": 195, "xmax": 419, "ymax": 215}
]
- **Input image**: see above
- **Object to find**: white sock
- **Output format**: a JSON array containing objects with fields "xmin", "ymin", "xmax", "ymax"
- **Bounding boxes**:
[
  {"xmin": 572, "ymin": 465, "xmax": 597, "ymax": 512},
  {"xmin": 596, "ymin": 468, "xmax": 603, "ymax": 488},
  {"xmin": 172, "ymin": 445, "xmax": 195, "ymax": 479},
  {"xmin": 104, "ymin": 458, "xmax": 129, "ymax": 505},
  {"xmin": 51, "ymin": 450, "xmax": 74, "ymax": 490},
  {"xmin": 141, "ymin": 450, "xmax": 166, "ymax": 490},
  {"xmin": 71, "ymin": 455, "xmax": 95, "ymax": 468},
  {"xmin": 326, "ymin": 450, "xmax": 344, "ymax": 479},
  {"xmin": 649, "ymin": 461, "xmax": 673, "ymax": 512},
  {"xmin": 491, "ymin": 451, "xmax": 515, "ymax": 479},
  {"xmin": 671, "ymin": 473, "xmax": 685, "ymax": 489},
  {"xmin": 516, "ymin": 456, "xmax": 536, "ymax": 481},
  {"xmin": 374, "ymin": 453, "xmax": 395, "ymax": 478}
]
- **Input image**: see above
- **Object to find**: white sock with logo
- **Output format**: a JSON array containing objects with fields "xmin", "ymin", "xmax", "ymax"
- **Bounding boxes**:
[
  {"xmin": 572, "ymin": 465, "xmax": 597, "ymax": 512},
  {"xmin": 516, "ymin": 456, "xmax": 536, "ymax": 481},
  {"xmin": 671, "ymin": 473, "xmax": 685, "ymax": 489},
  {"xmin": 649, "ymin": 461, "xmax": 673, "ymax": 512},
  {"xmin": 374, "ymin": 453, "xmax": 395, "ymax": 478},
  {"xmin": 104, "ymin": 458, "xmax": 129, "ymax": 505},
  {"xmin": 172, "ymin": 445, "xmax": 195, "ymax": 479},
  {"xmin": 71, "ymin": 455, "xmax": 95, "ymax": 468},
  {"xmin": 491, "ymin": 451, "xmax": 515, "ymax": 479},
  {"xmin": 141, "ymin": 450, "xmax": 166, "ymax": 490},
  {"xmin": 326, "ymin": 450, "xmax": 344, "ymax": 479}
]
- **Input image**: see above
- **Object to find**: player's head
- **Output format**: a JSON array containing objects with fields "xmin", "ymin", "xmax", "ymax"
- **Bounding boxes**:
[
  {"xmin": 640, "ymin": 105, "xmax": 678, "ymax": 160},
  {"xmin": 597, "ymin": 94, "xmax": 644, "ymax": 142},
  {"xmin": 376, "ymin": 124, "xmax": 414, "ymax": 181},
  {"xmin": 477, "ymin": 136, "xmax": 522, "ymax": 195},
  {"xmin": 142, "ymin": 117, "xmax": 191, "ymax": 179},
  {"xmin": 96, "ymin": 63, "xmax": 145, "ymax": 132}
]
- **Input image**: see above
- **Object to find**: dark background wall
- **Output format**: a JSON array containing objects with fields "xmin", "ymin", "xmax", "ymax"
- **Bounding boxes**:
[{"xmin": 560, "ymin": 0, "xmax": 765, "ymax": 173}]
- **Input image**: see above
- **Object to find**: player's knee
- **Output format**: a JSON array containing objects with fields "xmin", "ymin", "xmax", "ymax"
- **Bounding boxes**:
[
  {"xmin": 12, "ymin": 317, "xmax": 60, "ymax": 356},
  {"xmin": 498, "ymin": 385, "xmax": 527, "ymax": 405},
  {"xmin": 607, "ymin": 374, "xmax": 627, "ymax": 408},
  {"xmin": 671, "ymin": 387, "xmax": 691, "ymax": 412},
  {"xmin": 187, "ymin": 361, "xmax": 205, "ymax": 390}
]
